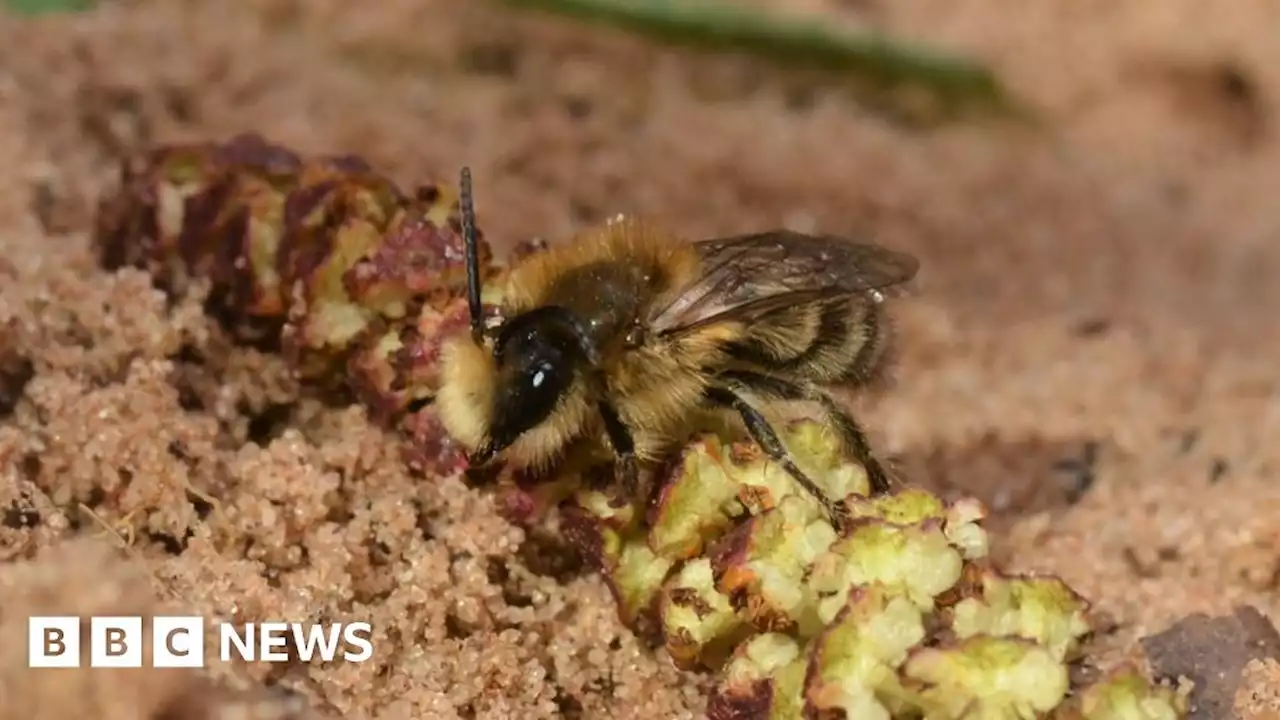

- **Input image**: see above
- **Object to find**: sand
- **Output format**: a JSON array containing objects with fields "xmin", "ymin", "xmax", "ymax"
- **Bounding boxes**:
[{"xmin": 1, "ymin": 1, "xmax": 1278, "ymax": 718}]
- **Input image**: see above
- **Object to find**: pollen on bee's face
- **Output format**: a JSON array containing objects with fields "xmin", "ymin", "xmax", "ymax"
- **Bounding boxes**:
[{"xmin": 435, "ymin": 334, "xmax": 498, "ymax": 451}]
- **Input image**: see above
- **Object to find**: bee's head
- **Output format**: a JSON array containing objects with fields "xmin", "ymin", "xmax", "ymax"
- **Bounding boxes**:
[
  {"xmin": 439, "ymin": 167, "xmax": 596, "ymax": 472},
  {"xmin": 437, "ymin": 306, "xmax": 597, "ymax": 472}
]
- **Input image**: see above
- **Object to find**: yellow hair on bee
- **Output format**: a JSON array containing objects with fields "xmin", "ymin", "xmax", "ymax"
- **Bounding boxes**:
[
  {"xmin": 438, "ymin": 218, "xmax": 708, "ymax": 474},
  {"xmin": 436, "ymin": 210, "xmax": 917, "ymax": 519},
  {"xmin": 502, "ymin": 216, "xmax": 702, "ymax": 315},
  {"xmin": 436, "ymin": 335, "xmax": 497, "ymax": 451},
  {"xmin": 437, "ymin": 331, "xmax": 598, "ymax": 473},
  {"xmin": 502, "ymin": 382, "xmax": 594, "ymax": 472}
]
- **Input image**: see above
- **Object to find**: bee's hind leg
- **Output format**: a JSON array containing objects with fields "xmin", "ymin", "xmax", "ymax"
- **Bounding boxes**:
[
  {"xmin": 597, "ymin": 400, "xmax": 641, "ymax": 507},
  {"xmin": 810, "ymin": 392, "xmax": 893, "ymax": 496},
  {"xmin": 703, "ymin": 382, "xmax": 851, "ymax": 531}
]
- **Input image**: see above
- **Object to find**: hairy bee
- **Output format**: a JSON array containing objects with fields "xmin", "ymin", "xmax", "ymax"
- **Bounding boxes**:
[{"xmin": 437, "ymin": 169, "xmax": 919, "ymax": 526}]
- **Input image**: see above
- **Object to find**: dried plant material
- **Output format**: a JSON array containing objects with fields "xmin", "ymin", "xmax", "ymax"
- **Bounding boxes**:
[
  {"xmin": 807, "ymin": 515, "xmax": 967, "ymax": 618},
  {"xmin": 803, "ymin": 586, "xmax": 925, "ymax": 719},
  {"xmin": 901, "ymin": 635, "xmax": 1069, "ymax": 718},
  {"xmin": 844, "ymin": 488, "xmax": 991, "ymax": 561},
  {"xmin": 949, "ymin": 568, "xmax": 1093, "ymax": 661},
  {"xmin": 556, "ymin": 418, "xmax": 1179, "ymax": 719},
  {"xmin": 647, "ymin": 423, "xmax": 869, "ymax": 562},
  {"xmin": 711, "ymin": 496, "xmax": 839, "ymax": 636},
  {"xmin": 708, "ymin": 632, "xmax": 809, "ymax": 720},
  {"xmin": 92, "ymin": 134, "xmax": 512, "ymax": 470},
  {"xmin": 660, "ymin": 557, "xmax": 749, "ymax": 671},
  {"xmin": 606, "ymin": 529, "xmax": 673, "ymax": 628},
  {"xmin": 1056, "ymin": 664, "xmax": 1189, "ymax": 720}
]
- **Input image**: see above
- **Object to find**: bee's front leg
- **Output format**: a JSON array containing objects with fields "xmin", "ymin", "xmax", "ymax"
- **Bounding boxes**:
[
  {"xmin": 597, "ymin": 400, "xmax": 641, "ymax": 506},
  {"xmin": 616, "ymin": 452, "xmax": 640, "ymax": 503}
]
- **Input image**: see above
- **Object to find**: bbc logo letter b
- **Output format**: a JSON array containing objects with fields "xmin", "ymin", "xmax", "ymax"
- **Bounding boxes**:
[
  {"xmin": 91, "ymin": 617, "xmax": 143, "ymax": 667},
  {"xmin": 29, "ymin": 616, "xmax": 81, "ymax": 668}
]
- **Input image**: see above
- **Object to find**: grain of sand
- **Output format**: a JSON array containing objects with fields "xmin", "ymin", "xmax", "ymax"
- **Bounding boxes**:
[{"xmin": 1, "ymin": 1, "xmax": 1278, "ymax": 718}]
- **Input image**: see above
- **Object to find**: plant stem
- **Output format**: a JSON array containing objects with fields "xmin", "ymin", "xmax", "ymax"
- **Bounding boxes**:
[{"xmin": 496, "ymin": 0, "xmax": 1019, "ymax": 121}]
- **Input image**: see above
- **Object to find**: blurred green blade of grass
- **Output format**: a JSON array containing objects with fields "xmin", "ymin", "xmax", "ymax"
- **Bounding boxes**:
[
  {"xmin": 5, "ymin": 0, "xmax": 97, "ymax": 14},
  {"xmin": 496, "ymin": 0, "xmax": 1024, "ymax": 122}
]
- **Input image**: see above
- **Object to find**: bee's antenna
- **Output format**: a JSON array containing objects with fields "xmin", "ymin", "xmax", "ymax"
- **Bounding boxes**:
[{"xmin": 460, "ymin": 167, "xmax": 485, "ymax": 345}]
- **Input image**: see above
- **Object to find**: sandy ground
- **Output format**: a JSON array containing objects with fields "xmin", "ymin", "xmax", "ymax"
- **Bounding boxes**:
[{"xmin": 1, "ymin": 0, "xmax": 1279, "ymax": 718}]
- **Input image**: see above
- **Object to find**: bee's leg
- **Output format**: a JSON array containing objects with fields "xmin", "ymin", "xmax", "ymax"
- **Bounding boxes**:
[
  {"xmin": 704, "ymin": 385, "xmax": 849, "ymax": 530},
  {"xmin": 810, "ymin": 392, "xmax": 893, "ymax": 496},
  {"xmin": 597, "ymin": 400, "xmax": 640, "ymax": 505},
  {"xmin": 716, "ymin": 370, "xmax": 893, "ymax": 496}
]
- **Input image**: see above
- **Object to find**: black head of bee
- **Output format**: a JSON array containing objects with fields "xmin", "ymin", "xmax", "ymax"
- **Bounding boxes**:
[
  {"xmin": 468, "ymin": 306, "xmax": 598, "ymax": 466},
  {"xmin": 457, "ymin": 167, "xmax": 600, "ymax": 467},
  {"xmin": 458, "ymin": 168, "xmax": 593, "ymax": 465}
]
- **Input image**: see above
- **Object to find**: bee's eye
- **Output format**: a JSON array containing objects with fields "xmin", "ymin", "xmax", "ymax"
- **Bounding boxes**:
[
  {"xmin": 523, "ymin": 359, "xmax": 563, "ymax": 407},
  {"xmin": 529, "ymin": 365, "xmax": 550, "ymax": 388},
  {"xmin": 483, "ymin": 356, "xmax": 567, "ymax": 447},
  {"xmin": 486, "ymin": 341, "xmax": 577, "ymax": 455}
]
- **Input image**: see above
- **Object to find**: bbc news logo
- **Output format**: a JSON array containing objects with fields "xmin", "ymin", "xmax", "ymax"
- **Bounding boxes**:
[{"xmin": 29, "ymin": 616, "xmax": 373, "ymax": 668}]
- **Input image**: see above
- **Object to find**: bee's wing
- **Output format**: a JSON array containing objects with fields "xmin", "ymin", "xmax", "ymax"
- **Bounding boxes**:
[{"xmin": 646, "ymin": 230, "xmax": 919, "ymax": 337}]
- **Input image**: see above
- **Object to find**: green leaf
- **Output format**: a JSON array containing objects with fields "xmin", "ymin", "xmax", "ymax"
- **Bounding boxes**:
[
  {"xmin": 5, "ymin": 0, "xmax": 97, "ymax": 15},
  {"xmin": 495, "ymin": 0, "xmax": 1025, "ymax": 123}
]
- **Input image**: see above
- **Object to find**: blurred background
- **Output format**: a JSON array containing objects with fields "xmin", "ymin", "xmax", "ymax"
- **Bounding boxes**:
[
  {"xmin": 4, "ymin": 0, "xmax": 1276, "ymax": 340},
  {"xmin": 1, "ymin": 1, "xmax": 1278, "ymax": 716}
]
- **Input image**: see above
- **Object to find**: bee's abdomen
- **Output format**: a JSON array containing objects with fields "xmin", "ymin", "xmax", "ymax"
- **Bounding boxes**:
[{"xmin": 723, "ymin": 297, "xmax": 890, "ymax": 388}]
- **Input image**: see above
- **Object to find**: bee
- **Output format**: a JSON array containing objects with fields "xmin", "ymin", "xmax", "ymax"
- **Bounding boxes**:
[{"xmin": 437, "ymin": 169, "xmax": 919, "ymax": 527}]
